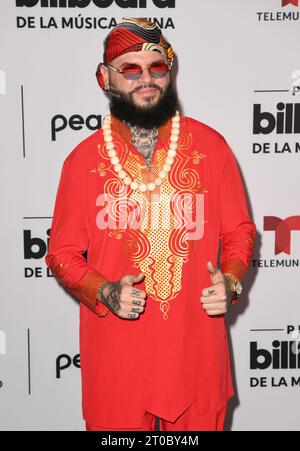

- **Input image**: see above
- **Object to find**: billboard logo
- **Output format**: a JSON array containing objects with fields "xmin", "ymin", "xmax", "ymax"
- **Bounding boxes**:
[
  {"xmin": 264, "ymin": 216, "xmax": 300, "ymax": 255},
  {"xmin": 250, "ymin": 340, "xmax": 300, "ymax": 370},
  {"xmin": 250, "ymin": 326, "xmax": 300, "ymax": 388},
  {"xmin": 253, "ymin": 103, "xmax": 300, "ymax": 135},
  {"xmin": 24, "ymin": 229, "xmax": 50, "ymax": 260},
  {"xmin": 16, "ymin": 0, "xmax": 176, "ymax": 8}
]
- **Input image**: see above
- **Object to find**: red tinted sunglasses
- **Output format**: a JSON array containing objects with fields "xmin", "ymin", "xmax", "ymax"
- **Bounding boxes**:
[{"xmin": 107, "ymin": 61, "xmax": 169, "ymax": 80}]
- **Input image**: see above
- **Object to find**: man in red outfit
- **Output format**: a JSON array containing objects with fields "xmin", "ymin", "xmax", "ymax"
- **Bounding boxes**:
[{"xmin": 45, "ymin": 18, "xmax": 256, "ymax": 431}]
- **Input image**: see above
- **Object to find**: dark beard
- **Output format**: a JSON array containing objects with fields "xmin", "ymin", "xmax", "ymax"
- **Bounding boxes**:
[{"xmin": 109, "ymin": 82, "xmax": 180, "ymax": 129}]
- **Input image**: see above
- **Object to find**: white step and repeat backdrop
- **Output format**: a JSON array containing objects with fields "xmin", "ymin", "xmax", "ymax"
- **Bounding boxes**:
[{"xmin": 0, "ymin": 0, "xmax": 299, "ymax": 431}]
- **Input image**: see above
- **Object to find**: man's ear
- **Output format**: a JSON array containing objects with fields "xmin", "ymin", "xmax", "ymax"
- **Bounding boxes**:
[
  {"xmin": 100, "ymin": 65, "xmax": 110, "ymax": 90},
  {"xmin": 96, "ymin": 63, "xmax": 110, "ymax": 91}
]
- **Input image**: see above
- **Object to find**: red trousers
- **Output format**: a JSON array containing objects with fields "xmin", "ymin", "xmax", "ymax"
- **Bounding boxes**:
[{"xmin": 86, "ymin": 403, "xmax": 227, "ymax": 431}]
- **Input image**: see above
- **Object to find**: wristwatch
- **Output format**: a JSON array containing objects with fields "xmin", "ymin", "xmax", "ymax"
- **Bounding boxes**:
[{"xmin": 224, "ymin": 273, "xmax": 242, "ymax": 304}]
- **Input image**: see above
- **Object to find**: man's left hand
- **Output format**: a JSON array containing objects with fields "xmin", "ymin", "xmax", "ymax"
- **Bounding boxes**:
[{"xmin": 200, "ymin": 261, "xmax": 232, "ymax": 316}]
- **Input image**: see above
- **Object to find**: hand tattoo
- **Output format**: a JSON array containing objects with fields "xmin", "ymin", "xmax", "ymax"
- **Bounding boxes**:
[
  {"xmin": 128, "ymin": 314, "xmax": 137, "ymax": 319},
  {"xmin": 97, "ymin": 281, "xmax": 122, "ymax": 314},
  {"xmin": 132, "ymin": 299, "xmax": 141, "ymax": 306}
]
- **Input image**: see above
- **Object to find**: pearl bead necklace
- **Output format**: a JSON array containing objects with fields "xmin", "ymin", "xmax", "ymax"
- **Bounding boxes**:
[{"xmin": 102, "ymin": 111, "xmax": 180, "ymax": 193}]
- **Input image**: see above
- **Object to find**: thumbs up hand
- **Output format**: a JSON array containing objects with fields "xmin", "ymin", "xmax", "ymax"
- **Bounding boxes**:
[
  {"xmin": 97, "ymin": 272, "xmax": 147, "ymax": 320},
  {"xmin": 200, "ymin": 261, "xmax": 231, "ymax": 316}
]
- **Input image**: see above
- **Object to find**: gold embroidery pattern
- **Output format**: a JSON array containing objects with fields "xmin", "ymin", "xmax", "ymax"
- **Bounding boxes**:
[
  {"xmin": 96, "ymin": 141, "xmax": 131, "ymax": 178},
  {"xmin": 97, "ymin": 130, "xmax": 204, "ymax": 319}
]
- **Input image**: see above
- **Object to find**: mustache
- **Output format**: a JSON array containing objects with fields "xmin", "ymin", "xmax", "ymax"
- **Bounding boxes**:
[
  {"xmin": 108, "ymin": 83, "xmax": 163, "ymax": 100},
  {"xmin": 130, "ymin": 83, "xmax": 163, "ymax": 96}
]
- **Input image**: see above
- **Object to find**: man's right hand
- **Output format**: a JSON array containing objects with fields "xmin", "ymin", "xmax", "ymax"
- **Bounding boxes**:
[{"xmin": 96, "ymin": 272, "xmax": 147, "ymax": 320}]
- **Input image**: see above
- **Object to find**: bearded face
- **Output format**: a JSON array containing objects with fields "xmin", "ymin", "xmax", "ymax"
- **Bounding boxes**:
[{"xmin": 99, "ymin": 50, "xmax": 180, "ymax": 129}]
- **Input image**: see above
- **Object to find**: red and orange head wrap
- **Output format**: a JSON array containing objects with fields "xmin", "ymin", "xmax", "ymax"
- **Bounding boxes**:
[{"xmin": 96, "ymin": 18, "xmax": 174, "ymax": 90}]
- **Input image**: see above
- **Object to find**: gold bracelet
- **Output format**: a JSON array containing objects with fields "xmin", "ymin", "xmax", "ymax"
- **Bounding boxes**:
[
  {"xmin": 223, "ymin": 272, "xmax": 240, "ymax": 284},
  {"xmin": 223, "ymin": 273, "xmax": 241, "ymax": 304}
]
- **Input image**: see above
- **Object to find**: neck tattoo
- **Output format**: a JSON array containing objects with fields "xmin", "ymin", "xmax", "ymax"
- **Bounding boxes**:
[{"xmin": 128, "ymin": 124, "xmax": 159, "ymax": 168}]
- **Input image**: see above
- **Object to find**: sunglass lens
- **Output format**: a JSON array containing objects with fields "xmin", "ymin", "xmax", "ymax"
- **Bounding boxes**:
[
  {"xmin": 122, "ymin": 64, "xmax": 143, "ymax": 80},
  {"xmin": 149, "ymin": 63, "xmax": 169, "ymax": 78}
]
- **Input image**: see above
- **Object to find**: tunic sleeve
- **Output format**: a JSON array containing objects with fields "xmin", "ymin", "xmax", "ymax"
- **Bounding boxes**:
[
  {"xmin": 218, "ymin": 137, "xmax": 256, "ymax": 281},
  {"xmin": 45, "ymin": 154, "xmax": 109, "ymax": 318}
]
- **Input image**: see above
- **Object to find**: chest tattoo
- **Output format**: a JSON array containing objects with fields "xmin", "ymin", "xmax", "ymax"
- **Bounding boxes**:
[{"xmin": 129, "ymin": 124, "xmax": 159, "ymax": 168}]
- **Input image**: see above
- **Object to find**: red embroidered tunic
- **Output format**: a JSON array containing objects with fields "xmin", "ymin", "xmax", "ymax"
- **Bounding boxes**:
[{"xmin": 45, "ymin": 114, "xmax": 256, "ymax": 428}]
